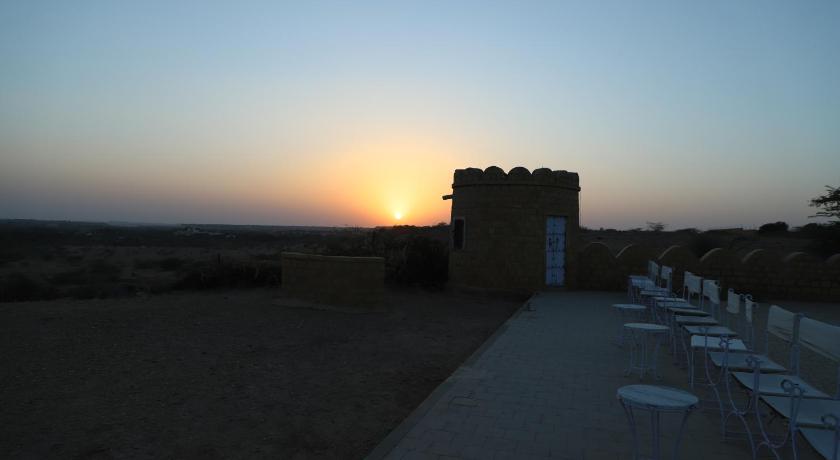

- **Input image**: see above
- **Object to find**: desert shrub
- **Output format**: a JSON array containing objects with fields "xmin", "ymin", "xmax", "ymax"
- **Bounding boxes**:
[
  {"xmin": 387, "ymin": 235, "xmax": 448, "ymax": 287},
  {"xmin": 172, "ymin": 258, "xmax": 282, "ymax": 290},
  {"xmin": 646, "ymin": 221, "xmax": 666, "ymax": 232},
  {"xmin": 799, "ymin": 223, "xmax": 840, "ymax": 257},
  {"xmin": 674, "ymin": 227, "xmax": 701, "ymax": 234},
  {"xmin": 134, "ymin": 257, "xmax": 184, "ymax": 271},
  {"xmin": 0, "ymin": 249, "xmax": 25, "ymax": 266},
  {"xmin": 758, "ymin": 221, "xmax": 789, "ymax": 234},
  {"xmin": 158, "ymin": 257, "xmax": 184, "ymax": 270},
  {"xmin": 52, "ymin": 259, "xmax": 121, "ymax": 286},
  {"xmin": 0, "ymin": 272, "xmax": 58, "ymax": 302},
  {"xmin": 63, "ymin": 253, "xmax": 84, "ymax": 265},
  {"xmin": 133, "ymin": 258, "xmax": 158, "ymax": 269},
  {"xmin": 89, "ymin": 259, "xmax": 121, "ymax": 278},
  {"xmin": 51, "ymin": 268, "xmax": 89, "ymax": 285}
]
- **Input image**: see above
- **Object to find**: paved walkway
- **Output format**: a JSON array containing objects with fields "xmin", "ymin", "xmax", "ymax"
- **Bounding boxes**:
[{"xmin": 369, "ymin": 291, "xmax": 818, "ymax": 459}]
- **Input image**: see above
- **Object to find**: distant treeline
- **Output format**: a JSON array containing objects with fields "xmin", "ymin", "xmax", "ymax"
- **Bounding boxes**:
[{"xmin": 0, "ymin": 221, "xmax": 450, "ymax": 302}]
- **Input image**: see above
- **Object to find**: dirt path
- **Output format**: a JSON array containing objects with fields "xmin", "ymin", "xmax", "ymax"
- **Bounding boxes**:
[{"xmin": 0, "ymin": 288, "xmax": 521, "ymax": 459}]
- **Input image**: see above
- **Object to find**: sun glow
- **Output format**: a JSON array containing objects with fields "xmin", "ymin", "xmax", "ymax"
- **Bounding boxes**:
[{"xmin": 308, "ymin": 135, "xmax": 462, "ymax": 226}]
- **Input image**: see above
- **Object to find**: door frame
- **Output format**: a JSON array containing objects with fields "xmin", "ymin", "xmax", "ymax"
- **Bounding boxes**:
[{"xmin": 544, "ymin": 215, "xmax": 568, "ymax": 287}]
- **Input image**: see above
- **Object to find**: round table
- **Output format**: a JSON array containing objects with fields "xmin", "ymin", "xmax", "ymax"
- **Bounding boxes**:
[
  {"xmin": 624, "ymin": 323, "xmax": 670, "ymax": 380},
  {"xmin": 612, "ymin": 304, "xmax": 649, "ymax": 344},
  {"xmin": 617, "ymin": 384, "xmax": 698, "ymax": 460}
]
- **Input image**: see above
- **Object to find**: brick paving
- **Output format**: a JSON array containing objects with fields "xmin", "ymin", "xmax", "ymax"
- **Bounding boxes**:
[{"xmin": 369, "ymin": 291, "xmax": 821, "ymax": 459}]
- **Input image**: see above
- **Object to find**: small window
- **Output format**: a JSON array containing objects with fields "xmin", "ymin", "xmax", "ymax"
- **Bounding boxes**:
[{"xmin": 453, "ymin": 218, "xmax": 465, "ymax": 250}]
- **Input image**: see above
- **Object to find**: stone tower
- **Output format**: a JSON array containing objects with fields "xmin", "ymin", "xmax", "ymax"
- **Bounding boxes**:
[{"xmin": 443, "ymin": 166, "xmax": 580, "ymax": 293}]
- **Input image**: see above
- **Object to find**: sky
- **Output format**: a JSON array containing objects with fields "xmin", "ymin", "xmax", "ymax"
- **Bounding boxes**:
[{"xmin": 1, "ymin": 1, "xmax": 839, "ymax": 229}]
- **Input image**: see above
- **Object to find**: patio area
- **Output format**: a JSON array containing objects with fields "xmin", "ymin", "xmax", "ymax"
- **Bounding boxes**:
[{"xmin": 368, "ymin": 291, "xmax": 824, "ymax": 459}]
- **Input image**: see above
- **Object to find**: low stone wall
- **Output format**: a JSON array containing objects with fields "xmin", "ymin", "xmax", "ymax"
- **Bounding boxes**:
[
  {"xmin": 577, "ymin": 243, "xmax": 840, "ymax": 302},
  {"xmin": 281, "ymin": 252, "xmax": 385, "ymax": 308}
]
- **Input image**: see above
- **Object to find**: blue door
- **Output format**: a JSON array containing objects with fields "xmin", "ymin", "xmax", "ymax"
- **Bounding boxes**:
[{"xmin": 546, "ymin": 216, "xmax": 566, "ymax": 286}]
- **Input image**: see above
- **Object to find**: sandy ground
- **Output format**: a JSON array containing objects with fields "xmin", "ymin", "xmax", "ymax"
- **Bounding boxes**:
[{"xmin": 0, "ymin": 288, "xmax": 521, "ymax": 460}]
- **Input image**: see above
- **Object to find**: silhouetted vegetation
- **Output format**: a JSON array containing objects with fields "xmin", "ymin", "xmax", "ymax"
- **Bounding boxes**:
[
  {"xmin": 0, "ymin": 272, "xmax": 58, "ymax": 302},
  {"xmin": 171, "ymin": 258, "xmax": 282, "ymax": 291},
  {"xmin": 0, "ymin": 220, "xmax": 451, "ymax": 302},
  {"xmin": 646, "ymin": 221, "xmax": 666, "ymax": 232},
  {"xmin": 810, "ymin": 185, "xmax": 840, "ymax": 221},
  {"xmin": 367, "ymin": 225, "xmax": 449, "ymax": 287},
  {"xmin": 758, "ymin": 221, "xmax": 789, "ymax": 234},
  {"xmin": 797, "ymin": 222, "xmax": 840, "ymax": 256}
]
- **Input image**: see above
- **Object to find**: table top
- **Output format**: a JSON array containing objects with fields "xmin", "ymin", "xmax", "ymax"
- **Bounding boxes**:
[
  {"xmin": 617, "ymin": 385, "xmax": 699, "ymax": 410},
  {"xmin": 624, "ymin": 322, "xmax": 669, "ymax": 332},
  {"xmin": 612, "ymin": 304, "xmax": 647, "ymax": 310}
]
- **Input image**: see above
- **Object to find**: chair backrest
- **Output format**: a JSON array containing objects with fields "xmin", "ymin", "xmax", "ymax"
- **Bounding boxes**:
[
  {"xmin": 766, "ymin": 305, "xmax": 805, "ymax": 375},
  {"xmin": 767, "ymin": 305, "xmax": 799, "ymax": 342},
  {"xmin": 648, "ymin": 260, "xmax": 660, "ymax": 282},
  {"xmin": 799, "ymin": 317, "xmax": 840, "ymax": 399},
  {"xmin": 702, "ymin": 279, "xmax": 721, "ymax": 317},
  {"xmin": 799, "ymin": 317, "xmax": 840, "ymax": 363},
  {"xmin": 742, "ymin": 295, "xmax": 757, "ymax": 347},
  {"xmin": 659, "ymin": 265, "xmax": 673, "ymax": 292},
  {"xmin": 682, "ymin": 271, "xmax": 702, "ymax": 303},
  {"xmin": 725, "ymin": 288, "xmax": 740, "ymax": 314},
  {"xmin": 648, "ymin": 260, "xmax": 659, "ymax": 280},
  {"xmin": 744, "ymin": 296, "xmax": 756, "ymax": 325},
  {"xmin": 722, "ymin": 288, "xmax": 740, "ymax": 331}
]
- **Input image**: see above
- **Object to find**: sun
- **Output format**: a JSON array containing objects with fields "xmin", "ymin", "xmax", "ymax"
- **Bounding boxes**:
[{"xmin": 394, "ymin": 211, "xmax": 403, "ymax": 220}]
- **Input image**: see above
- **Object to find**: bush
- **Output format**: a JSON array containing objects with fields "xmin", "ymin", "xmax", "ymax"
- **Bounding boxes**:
[
  {"xmin": 388, "ymin": 236, "xmax": 448, "ymax": 287},
  {"xmin": 758, "ymin": 221, "xmax": 789, "ymax": 234},
  {"xmin": 158, "ymin": 257, "xmax": 184, "ymax": 271},
  {"xmin": 798, "ymin": 223, "xmax": 840, "ymax": 256},
  {"xmin": 172, "ymin": 258, "xmax": 282, "ymax": 290},
  {"xmin": 646, "ymin": 222, "xmax": 666, "ymax": 232},
  {"xmin": 674, "ymin": 227, "xmax": 701, "ymax": 234},
  {"xmin": 0, "ymin": 272, "xmax": 58, "ymax": 302}
]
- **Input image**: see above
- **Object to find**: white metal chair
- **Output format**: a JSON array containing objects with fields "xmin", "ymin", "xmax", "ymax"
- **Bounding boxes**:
[
  {"xmin": 644, "ymin": 266, "xmax": 685, "ymax": 323},
  {"xmin": 709, "ymin": 304, "xmax": 799, "ymax": 452},
  {"xmin": 665, "ymin": 272, "xmax": 710, "ymax": 350},
  {"xmin": 755, "ymin": 318, "xmax": 840, "ymax": 458},
  {"xmin": 732, "ymin": 315, "xmax": 829, "ymax": 400},
  {"xmin": 709, "ymin": 303, "xmax": 792, "ymax": 375},
  {"xmin": 638, "ymin": 265, "xmax": 674, "ymax": 312},
  {"xmin": 683, "ymin": 288, "xmax": 741, "ymax": 341},
  {"xmin": 686, "ymin": 281, "xmax": 748, "ymax": 387},
  {"xmin": 800, "ymin": 414, "xmax": 840, "ymax": 459},
  {"xmin": 629, "ymin": 260, "xmax": 659, "ymax": 302}
]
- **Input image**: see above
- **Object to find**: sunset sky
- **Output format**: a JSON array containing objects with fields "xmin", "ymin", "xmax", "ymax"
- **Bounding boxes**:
[{"xmin": 1, "ymin": 1, "xmax": 838, "ymax": 229}]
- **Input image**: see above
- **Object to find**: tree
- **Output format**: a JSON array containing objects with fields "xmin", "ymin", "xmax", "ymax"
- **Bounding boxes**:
[
  {"xmin": 758, "ymin": 221, "xmax": 788, "ymax": 233},
  {"xmin": 810, "ymin": 185, "xmax": 840, "ymax": 222},
  {"xmin": 646, "ymin": 221, "xmax": 666, "ymax": 232}
]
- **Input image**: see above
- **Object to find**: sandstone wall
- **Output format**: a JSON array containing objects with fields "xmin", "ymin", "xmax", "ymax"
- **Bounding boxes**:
[
  {"xmin": 577, "ymin": 244, "xmax": 840, "ymax": 302},
  {"xmin": 281, "ymin": 252, "xmax": 384, "ymax": 308},
  {"xmin": 448, "ymin": 166, "xmax": 580, "ymax": 293}
]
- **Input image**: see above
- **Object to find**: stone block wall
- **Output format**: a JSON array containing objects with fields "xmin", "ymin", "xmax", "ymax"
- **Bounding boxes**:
[
  {"xmin": 281, "ymin": 252, "xmax": 385, "ymax": 308},
  {"xmin": 577, "ymin": 244, "xmax": 840, "ymax": 302},
  {"xmin": 448, "ymin": 166, "xmax": 580, "ymax": 293}
]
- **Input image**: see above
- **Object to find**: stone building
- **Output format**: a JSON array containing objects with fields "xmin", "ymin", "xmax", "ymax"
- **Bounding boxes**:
[{"xmin": 443, "ymin": 166, "xmax": 580, "ymax": 293}]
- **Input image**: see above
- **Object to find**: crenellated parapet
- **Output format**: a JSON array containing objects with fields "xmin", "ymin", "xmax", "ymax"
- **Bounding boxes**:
[
  {"xmin": 446, "ymin": 165, "xmax": 581, "ymax": 292},
  {"xmin": 453, "ymin": 166, "xmax": 580, "ymax": 190},
  {"xmin": 577, "ymin": 243, "xmax": 840, "ymax": 301}
]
